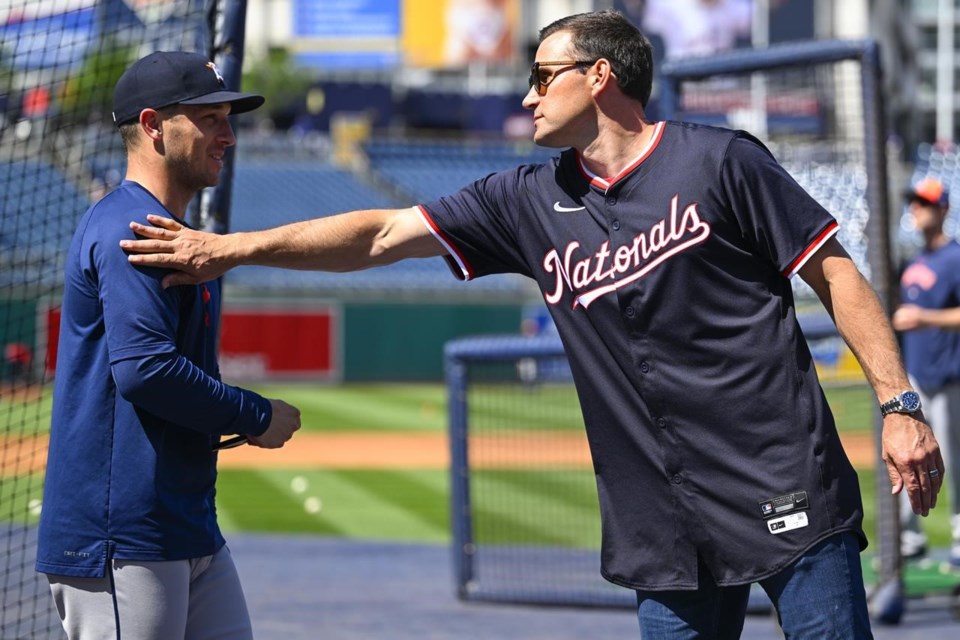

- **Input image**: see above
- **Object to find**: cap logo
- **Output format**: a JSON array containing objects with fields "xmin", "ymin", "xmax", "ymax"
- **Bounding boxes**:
[{"xmin": 206, "ymin": 62, "xmax": 225, "ymax": 87}]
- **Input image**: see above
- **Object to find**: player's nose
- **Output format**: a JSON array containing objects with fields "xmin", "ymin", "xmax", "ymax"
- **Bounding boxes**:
[
  {"xmin": 220, "ymin": 120, "xmax": 236, "ymax": 147},
  {"xmin": 521, "ymin": 86, "xmax": 539, "ymax": 110}
]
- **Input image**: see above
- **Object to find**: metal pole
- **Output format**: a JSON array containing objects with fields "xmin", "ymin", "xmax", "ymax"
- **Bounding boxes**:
[{"xmin": 936, "ymin": 0, "xmax": 955, "ymax": 144}]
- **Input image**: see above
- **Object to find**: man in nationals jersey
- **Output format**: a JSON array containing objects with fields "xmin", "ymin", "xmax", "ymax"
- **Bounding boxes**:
[{"xmin": 122, "ymin": 11, "xmax": 943, "ymax": 638}]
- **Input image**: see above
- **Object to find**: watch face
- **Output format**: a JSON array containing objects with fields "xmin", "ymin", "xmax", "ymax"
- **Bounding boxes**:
[{"xmin": 900, "ymin": 391, "xmax": 921, "ymax": 412}]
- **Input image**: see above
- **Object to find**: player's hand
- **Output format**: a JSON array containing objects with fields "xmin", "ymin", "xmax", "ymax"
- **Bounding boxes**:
[
  {"xmin": 891, "ymin": 305, "xmax": 923, "ymax": 332},
  {"xmin": 248, "ymin": 399, "xmax": 301, "ymax": 449},
  {"xmin": 120, "ymin": 214, "xmax": 236, "ymax": 288},
  {"xmin": 881, "ymin": 412, "xmax": 943, "ymax": 516}
]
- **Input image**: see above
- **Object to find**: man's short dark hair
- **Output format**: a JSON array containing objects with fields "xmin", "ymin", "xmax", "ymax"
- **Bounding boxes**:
[{"xmin": 539, "ymin": 10, "xmax": 654, "ymax": 107}]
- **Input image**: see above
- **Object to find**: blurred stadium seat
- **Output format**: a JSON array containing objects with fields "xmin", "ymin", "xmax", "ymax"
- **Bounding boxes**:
[
  {"xmin": 0, "ymin": 160, "xmax": 89, "ymax": 288},
  {"xmin": 364, "ymin": 138, "xmax": 555, "ymax": 202},
  {"xmin": 227, "ymin": 156, "xmax": 533, "ymax": 295}
]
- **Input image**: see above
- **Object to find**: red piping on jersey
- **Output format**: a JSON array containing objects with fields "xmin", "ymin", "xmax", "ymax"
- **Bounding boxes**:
[
  {"xmin": 415, "ymin": 205, "xmax": 474, "ymax": 280},
  {"xmin": 783, "ymin": 221, "xmax": 839, "ymax": 278},
  {"xmin": 576, "ymin": 121, "xmax": 666, "ymax": 191}
]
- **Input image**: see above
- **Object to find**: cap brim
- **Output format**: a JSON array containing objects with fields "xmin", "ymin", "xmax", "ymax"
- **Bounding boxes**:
[
  {"xmin": 179, "ymin": 91, "xmax": 265, "ymax": 115},
  {"xmin": 903, "ymin": 191, "xmax": 949, "ymax": 209}
]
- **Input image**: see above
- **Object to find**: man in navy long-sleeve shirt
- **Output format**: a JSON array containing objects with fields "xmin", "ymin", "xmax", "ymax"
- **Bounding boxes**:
[{"xmin": 36, "ymin": 51, "xmax": 301, "ymax": 640}]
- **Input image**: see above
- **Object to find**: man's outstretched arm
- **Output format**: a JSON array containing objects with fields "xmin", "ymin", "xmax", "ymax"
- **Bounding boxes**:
[
  {"xmin": 798, "ymin": 237, "xmax": 944, "ymax": 516},
  {"xmin": 121, "ymin": 206, "xmax": 445, "ymax": 287}
]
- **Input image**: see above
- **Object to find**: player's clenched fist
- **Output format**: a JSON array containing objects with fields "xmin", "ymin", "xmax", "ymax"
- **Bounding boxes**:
[{"xmin": 249, "ymin": 399, "xmax": 301, "ymax": 448}]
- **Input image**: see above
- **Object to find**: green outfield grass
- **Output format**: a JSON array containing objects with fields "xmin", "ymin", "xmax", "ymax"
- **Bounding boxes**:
[
  {"xmin": 1, "ymin": 381, "xmax": 954, "ymax": 551},
  {"xmin": 0, "ymin": 388, "xmax": 53, "ymax": 437},
  {"xmin": 216, "ymin": 468, "xmax": 449, "ymax": 542},
  {"xmin": 247, "ymin": 383, "xmax": 447, "ymax": 433}
]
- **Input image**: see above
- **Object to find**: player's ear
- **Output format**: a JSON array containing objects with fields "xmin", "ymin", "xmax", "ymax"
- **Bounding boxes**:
[
  {"xmin": 593, "ymin": 59, "xmax": 615, "ymax": 93},
  {"xmin": 140, "ymin": 109, "xmax": 163, "ymax": 142}
]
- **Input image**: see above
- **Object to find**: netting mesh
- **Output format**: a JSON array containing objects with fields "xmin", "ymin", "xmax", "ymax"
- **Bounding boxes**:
[
  {"xmin": 669, "ymin": 59, "xmax": 873, "ymax": 299},
  {"xmin": 1, "ymin": 1, "xmax": 213, "ymax": 635},
  {"xmin": 461, "ymin": 357, "xmax": 633, "ymax": 607}
]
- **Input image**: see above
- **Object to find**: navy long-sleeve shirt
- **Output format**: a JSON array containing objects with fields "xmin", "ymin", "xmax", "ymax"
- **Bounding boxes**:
[{"xmin": 37, "ymin": 181, "xmax": 271, "ymax": 578}]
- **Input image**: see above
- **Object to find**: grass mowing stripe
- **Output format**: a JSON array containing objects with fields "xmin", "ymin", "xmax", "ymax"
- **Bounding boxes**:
[
  {"xmin": 0, "ymin": 472, "xmax": 45, "ymax": 525},
  {"xmin": 491, "ymin": 469, "xmax": 601, "ymax": 515},
  {"xmin": 329, "ymin": 469, "xmax": 449, "ymax": 540},
  {"xmin": 472, "ymin": 471, "xmax": 596, "ymax": 548},
  {"xmin": 0, "ymin": 392, "xmax": 53, "ymax": 437},
  {"xmin": 253, "ymin": 468, "xmax": 446, "ymax": 542},
  {"xmin": 215, "ymin": 469, "xmax": 345, "ymax": 535},
  {"xmin": 214, "ymin": 496, "xmax": 240, "ymax": 532},
  {"xmin": 473, "ymin": 470, "xmax": 601, "ymax": 548},
  {"xmin": 823, "ymin": 384, "xmax": 874, "ymax": 434},
  {"xmin": 469, "ymin": 385, "xmax": 584, "ymax": 432},
  {"xmin": 249, "ymin": 385, "xmax": 446, "ymax": 433}
]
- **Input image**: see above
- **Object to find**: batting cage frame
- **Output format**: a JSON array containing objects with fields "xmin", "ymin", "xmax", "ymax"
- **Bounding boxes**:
[
  {"xmin": 446, "ymin": 39, "xmax": 908, "ymax": 624},
  {"xmin": 0, "ymin": 1, "xmax": 248, "ymax": 636}
]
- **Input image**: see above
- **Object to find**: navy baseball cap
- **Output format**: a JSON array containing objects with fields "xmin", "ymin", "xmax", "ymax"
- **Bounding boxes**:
[
  {"xmin": 112, "ymin": 51, "xmax": 264, "ymax": 127},
  {"xmin": 904, "ymin": 177, "xmax": 949, "ymax": 208}
]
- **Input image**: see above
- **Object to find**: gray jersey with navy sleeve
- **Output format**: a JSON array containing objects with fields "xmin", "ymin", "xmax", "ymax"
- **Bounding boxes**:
[{"xmin": 418, "ymin": 121, "xmax": 864, "ymax": 590}]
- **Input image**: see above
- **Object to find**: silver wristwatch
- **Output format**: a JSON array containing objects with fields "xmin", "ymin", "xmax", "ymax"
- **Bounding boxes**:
[{"xmin": 879, "ymin": 390, "xmax": 922, "ymax": 417}]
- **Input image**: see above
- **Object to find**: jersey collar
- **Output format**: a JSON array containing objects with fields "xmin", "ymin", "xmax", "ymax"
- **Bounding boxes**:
[{"xmin": 575, "ymin": 121, "xmax": 665, "ymax": 192}]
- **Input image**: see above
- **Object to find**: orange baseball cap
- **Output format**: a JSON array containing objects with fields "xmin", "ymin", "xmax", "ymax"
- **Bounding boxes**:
[{"xmin": 904, "ymin": 177, "xmax": 949, "ymax": 207}]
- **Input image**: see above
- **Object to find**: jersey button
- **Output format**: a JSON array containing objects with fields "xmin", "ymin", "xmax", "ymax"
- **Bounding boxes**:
[
  {"xmin": 657, "ymin": 418, "xmax": 667, "ymax": 428},
  {"xmin": 612, "ymin": 219, "xmax": 621, "ymax": 231},
  {"xmin": 672, "ymin": 474, "xmax": 682, "ymax": 485},
  {"xmin": 605, "ymin": 196, "xmax": 617, "ymax": 206},
  {"xmin": 639, "ymin": 361, "xmax": 650, "ymax": 373}
]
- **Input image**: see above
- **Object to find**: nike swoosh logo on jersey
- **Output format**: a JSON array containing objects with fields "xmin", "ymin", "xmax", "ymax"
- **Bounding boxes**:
[{"xmin": 553, "ymin": 201, "xmax": 586, "ymax": 212}]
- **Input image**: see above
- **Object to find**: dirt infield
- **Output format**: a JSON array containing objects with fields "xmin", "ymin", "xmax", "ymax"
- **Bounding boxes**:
[
  {"xmin": 217, "ymin": 431, "xmax": 878, "ymax": 470},
  {"xmin": 2, "ymin": 431, "xmax": 877, "ymax": 475}
]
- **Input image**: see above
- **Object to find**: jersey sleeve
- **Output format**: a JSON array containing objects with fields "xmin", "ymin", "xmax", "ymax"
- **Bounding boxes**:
[
  {"xmin": 417, "ymin": 166, "xmax": 536, "ymax": 280},
  {"xmin": 720, "ymin": 134, "xmax": 838, "ymax": 278},
  {"xmin": 81, "ymin": 205, "xmax": 180, "ymax": 362},
  {"xmin": 81, "ymin": 203, "xmax": 269, "ymax": 436}
]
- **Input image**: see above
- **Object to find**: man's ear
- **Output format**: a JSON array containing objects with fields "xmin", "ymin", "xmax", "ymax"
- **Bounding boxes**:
[
  {"xmin": 592, "ymin": 59, "xmax": 615, "ymax": 93},
  {"xmin": 140, "ymin": 109, "xmax": 163, "ymax": 141}
]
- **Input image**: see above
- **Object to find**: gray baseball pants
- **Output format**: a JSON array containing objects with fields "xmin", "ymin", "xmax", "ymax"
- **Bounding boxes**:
[{"xmin": 47, "ymin": 545, "xmax": 253, "ymax": 640}]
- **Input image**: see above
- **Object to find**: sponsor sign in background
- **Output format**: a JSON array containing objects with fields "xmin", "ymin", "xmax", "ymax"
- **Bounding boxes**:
[
  {"xmin": 44, "ymin": 304, "xmax": 341, "ymax": 381},
  {"xmin": 290, "ymin": 0, "xmax": 518, "ymax": 70},
  {"xmin": 292, "ymin": 0, "xmax": 401, "ymax": 70}
]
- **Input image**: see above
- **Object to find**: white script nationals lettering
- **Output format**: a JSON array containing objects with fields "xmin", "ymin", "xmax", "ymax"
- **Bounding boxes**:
[{"xmin": 542, "ymin": 195, "xmax": 712, "ymax": 309}]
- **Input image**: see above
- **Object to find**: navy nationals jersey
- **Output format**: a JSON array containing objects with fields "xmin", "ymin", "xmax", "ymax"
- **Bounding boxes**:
[{"xmin": 418, "ymin": 121, "xmax": 865, "ymax": 590}]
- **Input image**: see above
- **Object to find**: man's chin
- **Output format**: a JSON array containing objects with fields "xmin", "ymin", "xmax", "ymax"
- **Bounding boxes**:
[{"xmin": 532, "ymin": 130, "xmax": 564, "ymax": 149}]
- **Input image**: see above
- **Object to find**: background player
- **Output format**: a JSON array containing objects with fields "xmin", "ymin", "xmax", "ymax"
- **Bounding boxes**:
[
  {"xmin": 120, "ymin": 11, "xmax": 942, "ymax": 638},
  {"xmin": 893, "ymin": 177, "xmax": 960, "ymax": 566},
  {"xmin": 36, "ymin": 51, "xmax": 301, "ymax": 640}
]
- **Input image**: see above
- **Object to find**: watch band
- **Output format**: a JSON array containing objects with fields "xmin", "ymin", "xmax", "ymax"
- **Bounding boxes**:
[{"xmin": 880, "ymin": 390, "xmax": 921, "ymax": 416}]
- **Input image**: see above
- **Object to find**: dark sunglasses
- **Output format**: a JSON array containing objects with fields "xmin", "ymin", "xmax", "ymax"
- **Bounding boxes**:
[{"xmin": 528, "ymin": 60, "xmax": 597, "ymax": 96}]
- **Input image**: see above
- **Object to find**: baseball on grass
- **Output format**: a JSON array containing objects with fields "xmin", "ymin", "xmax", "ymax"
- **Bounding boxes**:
[{"xmin": 290, "ymin": 475, "xmax": 308, "ymax": 494}]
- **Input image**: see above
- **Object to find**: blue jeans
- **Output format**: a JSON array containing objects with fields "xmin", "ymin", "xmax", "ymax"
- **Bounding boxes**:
[{"xmin": 636, "ymin": 532, "xmax": 872, "ymax": 639}]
